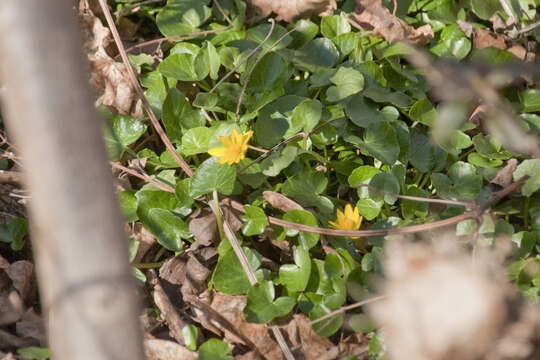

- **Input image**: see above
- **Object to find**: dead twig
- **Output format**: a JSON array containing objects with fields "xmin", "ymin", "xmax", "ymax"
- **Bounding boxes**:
[
  {"xmin": 309, "ymin": 295, "xmax": 386, "ymax": 326},
  {"xmin": 98, "ymin": 0, "xmax": 194, "ymax": 177},
  {"xmin": 356, "ymin": 184, "xmax": 474, "ymax": 207},
  {"xmin": 209, "ymin": 191, "xmax": 295, "ymax": 360},
  {"xmin": 122, "ymin": 26, "xmax": 232, "ymax": 55},
  {"xmin": 110, "ymin": 162, "xmax": 174, "ymax": 192}
]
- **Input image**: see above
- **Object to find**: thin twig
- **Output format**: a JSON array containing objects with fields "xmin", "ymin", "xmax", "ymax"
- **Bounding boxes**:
[
  {"xmin": 239, "ymin": 117, "xmax": 344, "ymax": 173},
  {"xmin": 356, "ymin": 184, "xmax": 473, "ymax": 207},
  {"xmin": 236, "ymin": 26, "xmax": 296, "ymax": 116},
  {"xmin": 209, "ymin": 19, "xmax": 276, "ymax": 93},
  {"xmin": 213, "ymin": 0, "xmax": 233, "ymax": 26},
  {"xmin": 98, "ymin": 0, "xmax": 194, "ymax": 177},
  {"xmin": 210, "ymin": 191, "xmax": 295, "ymax": 360},
  {"xmin": 309, "ymin": 296, "xmax": 386, "ymax": 326},
  {"xmin": 392, "ymin": 0, "xmax": 398, "ymax": 16},
  {"xmin": 498, "ymin": 0, "xmax": 516, "ymax": 24},
  {"xmin": 515, "ymin": 20, "xmax": 540, "ymax": 36},
  {"xmin": 110, "ymin": 162, "xmax": 175, "ymax": 192},
  {"xmin": 114, "ymin": 0, "xmax": 164, "ymax": 17},
  {"xmin": 122, "ymin": 26, "xmax": 232, "ymax": 55}
]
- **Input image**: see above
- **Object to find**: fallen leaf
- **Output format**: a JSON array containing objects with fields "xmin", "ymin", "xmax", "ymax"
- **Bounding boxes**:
[
  {"xmin": 129, "ymin": 222, "xmax": 156, "ymax": 263},
  {"xmin": 16, "ymin": 309, "xmax": 45, "ymax": 345},
  {"xmin": 353, "ymin": 0, "xmax": 433, "ymax": 45},
  {"xmin": 490, "ymin": 13, "xmax": 507, "ymax": 32},
  {"xmin": 0, "ymin": 291, "xmax": 24, "ymax": 326},
  {"xmin": 189, "ymin": 208, "xmax": 218, "ymax": 249},
  {"xmin": 0, "ymin": 255, "xmax": 9, "ymax": 270},
  {"xmin": 144, "ymin": 339, "xmax": 197, "ymax": 360},
  {"xmin": 283, "ymin": 314, "xmax": 338, "ymax": 360},
  {"xmin": 246, "ymin": 0, "xmax": 336, "ymax": 23},
  {"xmin": 79, "ymin": 0, "xmax": 142, "ymax": 117},
  {"xmin": 473, "ymin": 28, "xmax": 506, "ymax": 50},
  {"xmin": 507, "ymin": 45, "xmax": 527, "ymax": 60},
  {"xmin": 263, "ymin": 191, "xmax": 303, "ymax": 212},
  {"xmin": 159, "ymin": 251, "xmax": 213, "ymax": 297},
  {"xmin": 149, "ymin": 270, "xmax": 189, "ymax": 345},
  {"xmin": 5, "ymin": 261, "xmax": 34, "ymax": 302},
  {"xmin": 491, "ymin": 159, "xmax": 518, "ymax": 188}
]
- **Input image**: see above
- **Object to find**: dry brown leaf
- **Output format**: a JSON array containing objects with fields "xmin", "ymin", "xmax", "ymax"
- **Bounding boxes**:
[
  {"xmin": 353, "ymin": 0, "xmax": 433, "ymax": 45},
  {"xmin": 0, "ymin": 255, "xmax": 9, "ymax": 270},
  {"xmin": 283, "ymin": 314, "xmax": 339, "ymax": 360},
  {"xmin": 79, "ymin": 0, "xmax": 142, "ymax": 117},
  {"xmin": 507, "ymin": 45, "xmax": 527, "ymax": 60},
  {"xmin": 159, "ymin": 251, "xmax": 213, "ymax": 297},
  {"xmin": 15, "ymin": 309, "xmax": 45, "ymax": 346},
  {"xmin": 263, "ymin": 191, "xmax": 303, "ymax": 212},
  {"xmin": 129, "ymin": 222, "xmax": 156, "ymax": 263},
  {"xmin": 149, "ymin": 270, "xmax": 189, "ymax": 345},
  {"xmin": 246, "ymin": 0, "xmax": 336, "ymax": 23},
  {"xmin": 189, "ymin": 208, "xmax": 218, "ymax": 249},
  {"xmin": 0, "ymin": 291, "xmax": 24, "ymax": 326},
  {"xmin": 5, "ymin": 261, "xmax": 34, "ymax": 302},
  {"xmin": 490, "ymin": 13, "xmax": 507, "ymax": 32},
  {"xmin": 491, "ymin": 159, "xmax": 518, "ymax": 188},
  {"xmin": 144, "ymin": 339, "xmax": 197, "ymax": 360},
  {"xmin": 474, "ymin": 28, "xmax": 506, "ymax": 50}
]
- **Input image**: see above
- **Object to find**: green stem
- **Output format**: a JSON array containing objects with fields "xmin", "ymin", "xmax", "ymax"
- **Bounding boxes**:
[
  {"xmin": 413, "ymin": 172, "xmax": 423, "ymax": 187},
  {"xmin": 197, "ymin": 81, "xmax": 211, "ymax": 92},
  {"xmin": 418, "ymin": 172, "xmax": 431, "ymax": 189},
  {"xmin": 153, "ymin": 246, "xmax": 167, "ymax": 262}
]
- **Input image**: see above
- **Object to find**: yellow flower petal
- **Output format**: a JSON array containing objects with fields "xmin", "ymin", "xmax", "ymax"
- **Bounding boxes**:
[{"xmin": 208, "ymin": 130, "xmax": 253, "ymax": 165}]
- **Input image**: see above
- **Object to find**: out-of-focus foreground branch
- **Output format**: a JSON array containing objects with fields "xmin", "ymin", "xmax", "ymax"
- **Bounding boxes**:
[{"xmin": 0, "ymin": 2, "xmax": 144, "ymax": 360}]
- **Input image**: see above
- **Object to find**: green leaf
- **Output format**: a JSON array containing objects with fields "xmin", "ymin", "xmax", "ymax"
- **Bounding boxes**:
[
  {"xmin": 158, "ymin": 51, "xmax": 208, "ymax": 81},
  {"xmin": 146, "ymin": 208, "xmax": 190, "ymax": 251},
  {"xmin": 282, "ymin": 169, "xmax": 333, "ymax": 214},
  {"xmin": 409, "ymin": 128, "xmax": 447, "ymax": 173},
  {"xmin": 293, "ymin": 38, "xmax": 340, "ymax": 72},
  {"xmin": 470, "ymin": 0, "xmax": 503, "ymax": 20},
  {"xmin": 277, "ymin": 247, "xmax": 312, "ymax": 292},
  {"xmin": 118, "ymin": 190, "xmax": 138, "ymax": 222},
  {"xmin": 244, "ymin": 281, "xmax": 296, "ymax": 323},
  {"xmin": 128, "ymin": 53, "xmax": 154, "ymax": 73},
  {"xmin": 522, "ymin": 89, "xmax": 540, "ymax": 113},
  {"xmin": 356, "ymin": 198, "xmax": 383, "ymax": 220},
  {"xmin": 348, "ymin": 165, "xmax": 381, "ymax": 187},
  {"xmin": 212, "ymin": 246, "xmax": 262, "ymax": 294},
  {"xmin": 237, "ymin": 158, "xmax": 265, "ymax": 188},
  {"xmin": 204, "ymin": 41, "xmax": 220, "ymax": 80},
  {"xmin": 163, "ymin": 89, "xmax": 204, "ymax": 142},
  {"xmin": 290, "ymin": 19, "xmax": 319, "ymax": 48},
  {"xmin": 369, "ymin": 172, "xmax": 400, "ymax": 205},
  {"xmin": 245, "ymin": 52, "xmax": 288, "ymax": 93},
  {"xmin": 345, "ymin": 94, "xmax": 387, "ymax": 128},
  {"xmin": 104, "ymin": 115, "xmax": 147, "ymax": 161},
  {"xmin": 326, "ymin": 67, "xmax": 364, "ymax": 102},
  {"xmin": 199, "ymin": 339, "xmax": 233, "ymax": 360},
  {"xmin": 431, "ymin": 24, "xmax": 471, "ymax": 59},
  {"xmin": 182, "ymin": 324, "xmax": 198, "ymax": 351},
  {"xmin": 355, "ymin": 122, "xmax": 400, "ymax": 165},
  {"xmin": 189, "ymin": 157, "xmax": 236, "ymax": 198},
  {"xmin": 241, "ymin": 205, "xmax": 268, "ymax": 236},
  {"xmin": 402, "ymin": 186, "xmax": 429, "ymax": 219},
  {"xmin": 514, "ymin": 159, "xmax": 540, "ymax": 197},
  {"xmin": 260, "ymin": 146, "xmax": 299, "ymax": 177},
  {"xmin": 283, "ymin": 210, "xmax": 320, "ymax": 249},
  {"xmin": 247, "ymin": 23, "xmax": 292, "ymax": 51},
  {"xmin": 156, "ymin": 0, "xmax": 211, "ymax": 36},
  {"xmin": 409, "ymin": 98, "xmax": 437, "ymax": 126},
  {"xmin": 287, "ymin": 99, "xmax": 322, "ymax": 136},
  {"xmin": 255, "ymin": 95, "xmax": 306, "ymax": 148},
  {"xmin": 0, "ymin": 217, "xmax": 27, "ymax": 251},
  {"xmin": 181, "ymin": 126, "xmax": 215, "ymax": 155},
  {"xmin": 128, "ymin": 238, "xmax": 139, "ymax": 263},
  {"xmin": 16, "ymin": 347, "xmax": 50, "ymax": 360},
  {"xmin": 321, "ymin": 15, "xmax": 351, "ymax": 39}
]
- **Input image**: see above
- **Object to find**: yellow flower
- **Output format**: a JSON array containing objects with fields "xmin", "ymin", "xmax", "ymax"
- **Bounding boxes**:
[
  {"xmin": 208, "ymin": 129, "xmax": 253, "ymax": 165},
  {"xmin": 329, "ymin": 204, "xmax": 362, "ymax": 233}
]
